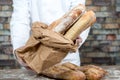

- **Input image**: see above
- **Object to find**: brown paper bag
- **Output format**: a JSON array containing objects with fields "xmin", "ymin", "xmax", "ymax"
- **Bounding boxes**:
[{"xmin": 15, "ymin": 22, "xmax": 77, "ymax": 73}]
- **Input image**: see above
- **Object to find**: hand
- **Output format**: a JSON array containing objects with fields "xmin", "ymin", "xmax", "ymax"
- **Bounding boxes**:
[{"xmin": 75, "ymin": 36, "xmax": 82, "ymax": 46}]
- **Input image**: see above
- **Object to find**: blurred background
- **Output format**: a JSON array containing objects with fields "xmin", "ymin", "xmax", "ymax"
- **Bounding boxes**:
[{"xmin": 0, "ymin": 0, "xmax": 119, "ymax": 69}]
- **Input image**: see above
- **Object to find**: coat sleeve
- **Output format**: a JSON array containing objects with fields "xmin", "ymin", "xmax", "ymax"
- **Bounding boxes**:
[
  {"xmin": 70, "ymin": 0, "xmax": 90, "ymax": 47},
  {"xmin": 10, "ymin": 0, "xmax": 31, "ymax": 50}
]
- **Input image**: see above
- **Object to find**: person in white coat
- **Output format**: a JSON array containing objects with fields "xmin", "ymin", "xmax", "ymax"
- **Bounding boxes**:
[{"xmin": 10, "ymin": 0, "xmax": 90, "ymax": 68}]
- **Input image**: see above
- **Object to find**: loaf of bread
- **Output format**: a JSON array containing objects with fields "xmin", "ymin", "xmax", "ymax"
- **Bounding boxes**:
[
  {"xmin": 42, "ymin": 62, "xmax": 86, "ymax": 80},
  {"xmin": 64, "ymin": 10, "xmax": 96, "ymax": 41},
  {"xmin": 82, "ymin": 65, "xmax": 107, "ymax": 80},
  {"xmin": 42, "ymin": 62, "xmax": 107, "ymax": 80},
  {"xmin": 48, "ymin": 4, "xmax": 86, "ymax": 34}
]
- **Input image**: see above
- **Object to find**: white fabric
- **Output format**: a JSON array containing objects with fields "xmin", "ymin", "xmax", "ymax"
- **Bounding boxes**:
[{"xmin": 10, "ymin": 0, "xmax": 89, "ymax": 66}]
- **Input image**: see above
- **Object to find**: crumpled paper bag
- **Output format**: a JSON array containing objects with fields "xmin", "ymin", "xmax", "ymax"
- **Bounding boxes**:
[{"xmin": 15, "ymin": 22, "xmax": 77, "ymax": 73}]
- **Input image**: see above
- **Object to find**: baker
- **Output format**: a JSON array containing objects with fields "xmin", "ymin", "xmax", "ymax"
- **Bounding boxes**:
[{"xmin": 10, "ymin": 0, "xmax": 90, "ymax": 68}]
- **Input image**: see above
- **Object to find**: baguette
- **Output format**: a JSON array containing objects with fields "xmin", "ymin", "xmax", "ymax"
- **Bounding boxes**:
[
  {"xmin": 64, "ymin": 10, "xmax": 96, "ymax": 41},
  {"xmin": 48, "ymin": 4, "xmax": 86, "ymax": 34},
  {"xmin": 42, "ymin": 62, "xmax": 86, "ymax": 80}
]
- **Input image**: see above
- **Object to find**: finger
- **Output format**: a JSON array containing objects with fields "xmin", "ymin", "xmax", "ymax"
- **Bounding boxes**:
[
  {"xmin": 75, "ymin": 39, "xmax": 82, "ymax": 46},
  {"xmin": 76, "ymin": 36, "xmax": 82, "ymax": 42}
]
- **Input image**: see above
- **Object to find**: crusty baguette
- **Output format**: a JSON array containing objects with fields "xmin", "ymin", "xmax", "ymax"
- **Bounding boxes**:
[
  {"xmin": 42, "ymin": 62, "xmax": 86, "ymax": 80},
  {"xmin": 48, "ymin": 4, "xmax": 86, "ymax": 34},
  {"xmin": 58, "ymin": 70, "xmax": 86, "ymax": 80},
  {"xmin": 64, "ymin": 10, "xmax": 96, "ymax": 41}
]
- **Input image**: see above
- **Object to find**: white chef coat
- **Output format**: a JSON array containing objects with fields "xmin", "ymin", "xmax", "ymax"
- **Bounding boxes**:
[{"xmin": 10, "ymin": 0, "xmax": 90, "ymax": 66}]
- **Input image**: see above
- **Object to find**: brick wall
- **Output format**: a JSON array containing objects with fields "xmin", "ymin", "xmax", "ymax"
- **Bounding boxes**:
[
  {"xmin": 0, "ymin": 0, "xmax": 119, "ymax": 67},
  {"xmin": 0, "ymin": 0, "xmax": 12, "ymax": 42},
  {"xmin": 0, "ymin": 0, "xmax": 18, "ymax": 68},
  {"xmin": 0, "ymin": 0, "xmax": 12, "ymax": 53},
  {"xmin": 80, "ymin": 0, "xmax": 120, "ymax": 65}
]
